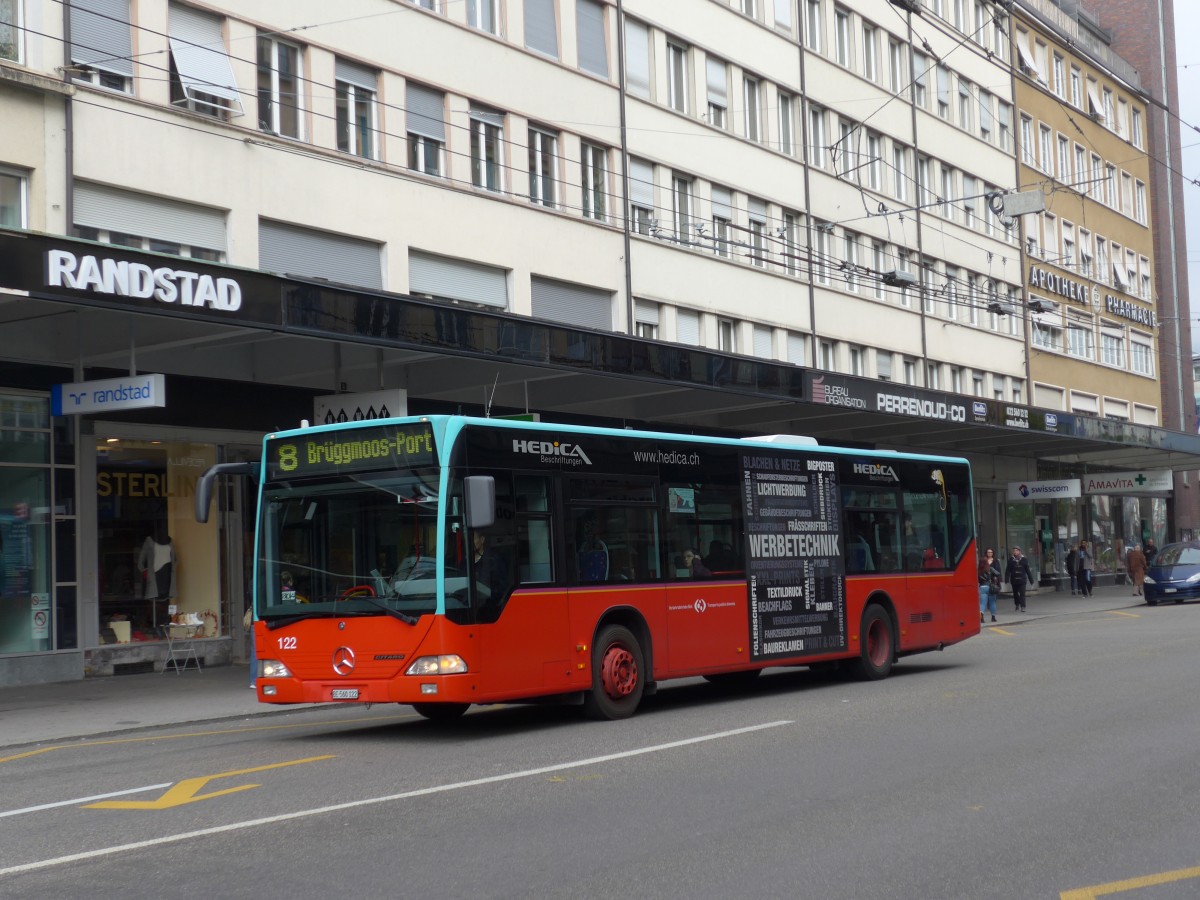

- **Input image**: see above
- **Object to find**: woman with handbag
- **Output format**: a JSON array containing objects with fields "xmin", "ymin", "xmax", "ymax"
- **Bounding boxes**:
[{"xmin": 978, "ymin": 548, "xmax": 1001, "ymax": 623}]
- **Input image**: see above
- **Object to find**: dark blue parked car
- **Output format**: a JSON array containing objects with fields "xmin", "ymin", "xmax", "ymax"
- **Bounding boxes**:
[{"xmin": 1143, "ymin": 542, "xmax": 1200, "ymax": 605}]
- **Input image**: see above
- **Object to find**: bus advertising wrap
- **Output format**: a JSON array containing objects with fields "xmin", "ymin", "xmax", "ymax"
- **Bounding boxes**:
[{"xmin": 742, "ymin": 451, "xmax": 846, "ymax": 661}]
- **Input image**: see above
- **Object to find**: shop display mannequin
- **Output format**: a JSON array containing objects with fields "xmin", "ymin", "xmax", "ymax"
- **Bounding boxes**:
[{"xmin": 137, "ymin": 530, "xmax": 177, "ymax": 604}]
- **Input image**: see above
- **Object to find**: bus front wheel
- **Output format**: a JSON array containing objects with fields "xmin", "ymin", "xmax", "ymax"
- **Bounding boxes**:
[
  {"xmin": 584, "ymin": 625, "xmax": 645, "ymax": 720},
  {"xmin": 851, "ymin": 605, "xmax": 894, "ymax": 681},
  {"xmin": 411, "ymin": 702, "xmax": 469, "ymax": 721}
]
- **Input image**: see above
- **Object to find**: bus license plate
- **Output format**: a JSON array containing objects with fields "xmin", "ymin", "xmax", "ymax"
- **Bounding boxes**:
[{"xmin": 331, "ymin": 688, "xmax": 359, "ymax": 699}]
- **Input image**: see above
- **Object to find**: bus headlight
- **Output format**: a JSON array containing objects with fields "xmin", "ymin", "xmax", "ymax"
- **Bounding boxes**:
[
  {"xmin": 260, "ymin": 659, "xmax": 293, "ymax": 678},
  {"xmin": 405, "ymin": 655, "xmax": 468, "ymax": 676}
]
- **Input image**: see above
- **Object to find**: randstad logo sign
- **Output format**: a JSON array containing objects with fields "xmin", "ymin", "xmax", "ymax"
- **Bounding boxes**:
[
  {"xmin": 513, "ymin": 439, "xmax": 592, "ymax": 466},
  {"xmin": 46, "ymin": 250, "xmax": 242, "ymax": 311}
]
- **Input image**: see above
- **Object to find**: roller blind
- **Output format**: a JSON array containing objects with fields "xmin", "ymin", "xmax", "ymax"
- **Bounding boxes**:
[
  {"xmin": 335, "ymin": 57, "xmax": 377, "ymax": 91},
  {"xmin": 525, "ymin": 0, "xmax": 558, "ymax": 58},
  {"xmin": 70, "ymin": 0, "xmax": 133, "ymax": 76},
  {"xmin": 409, "ymin": 250, "xmax": 508, "ymax": 308},
  {"xmin": 576, "ymin": 0, "xmax": 608, "ymax": 77},
  {"xmin": 625, "ymin": 20, "xmax": 649, "ymax": 96},
  {"xmin": 706, "ymin": 57, "xmax": 727, "ymax": 105},
  {"xmin": 629, "ymin": 158, "xmax": 654, "ymax": 207},
  {"xmin": 74, "ymin": 181, "xmax": 226, "ymax": 251},
  {"xmin": 406, "ymin": 83, "xmax": 446, "ymax": 141},
  {"xmin": 530, "ymin": 276, "xmax": 612, "ymax": 331},
  {"xmin": 711, "ymin": 186, "xmax": 732, "ymax": 219},
  {"xmin": 169, "ymin": 4, "xmax": 241, "ymax": 108},
  {"xmin": 635, "ymin": 299, "xmax": 660, "ymax": 325},
  {"xmin": 259, "ymin": 220, "xmax": 382, "ymax": 289},
  {"xmin": 753, "ymin": 326, "xmax": 772, "ymax": 358},
  {"xmin": 787, "ymin": 332, "xmax": 806, "ymax": 365},
  {"xmin": 676, "ymin": 309, "xmax": 700, "ymax": 345}
]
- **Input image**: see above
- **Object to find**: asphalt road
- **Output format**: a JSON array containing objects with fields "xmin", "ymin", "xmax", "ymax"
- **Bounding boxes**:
[{"xmin": 2, "ymin": 604, "xmax": 1199, "ymax": 899}]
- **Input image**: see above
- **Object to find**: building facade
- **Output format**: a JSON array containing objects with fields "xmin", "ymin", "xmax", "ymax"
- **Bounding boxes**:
[{"xmin": 0, "ymin": 0, "xmax": 1195, "ymax": 686}]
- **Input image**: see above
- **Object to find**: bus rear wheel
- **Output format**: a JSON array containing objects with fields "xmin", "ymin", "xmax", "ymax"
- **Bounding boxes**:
[
  {"xmin": 411, "ymin": 702, "xmax": 469, "ymax": 721},
  {"xmin": 583, "ymin": 625, "xmax": 645, "ymax": 720},
  {"xmin": 851, "ymin": 605, "xmax": 894, "ymax": 681}
]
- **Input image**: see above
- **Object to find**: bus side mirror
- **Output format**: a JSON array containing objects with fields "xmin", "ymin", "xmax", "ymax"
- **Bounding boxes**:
[
  {"xmin": 464, "ymin": 475, "xmax": 496, "ymax": 529},
  {"xmin": 195, "ymin": 462, "xmax": 260, "ymax": 523}
]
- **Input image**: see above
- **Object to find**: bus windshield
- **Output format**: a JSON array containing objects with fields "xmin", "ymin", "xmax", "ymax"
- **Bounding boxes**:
[{"xmin": 257, "ymin": 468, "xmax": 443, "ymax": 622}]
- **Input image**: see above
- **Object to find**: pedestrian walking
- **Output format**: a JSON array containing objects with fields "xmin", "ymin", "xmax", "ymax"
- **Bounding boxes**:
[
  {"xmin": 978, "ymin": 548, "xmax": 1001, "ymax": 623},
  {"xmin": 1076, "ymin": 540, "xmax": 1094, "ymax": 597},
  {"xmin": 1005, "ymin": 546, "xmax": 1034, "ymax": 612},
  {"xmin": 1065, "ymin": 544, "xmax": 1078, "ymax": 595},
  {"xmin": 1144, "ymin": 538, "xmax": 1158, "ymax": 567},
  {"xmin": 1126, "ymin": 543, "xmax": 1147, "ymax": 596}
]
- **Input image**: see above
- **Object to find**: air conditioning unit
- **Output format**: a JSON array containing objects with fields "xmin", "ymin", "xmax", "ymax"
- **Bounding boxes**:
[{"xmin": 881, "ymin": 269, "xmax": 918, "ymax": 287}]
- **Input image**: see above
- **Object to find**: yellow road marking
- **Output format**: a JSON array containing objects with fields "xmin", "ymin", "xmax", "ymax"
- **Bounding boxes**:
[
  {"xmin": 1060, "ymin": 864, "xmax": 1200, "ymax": 899},
  {"xmin": 1106, "ymin": 610, "xmax": 1140, "ymax": 618},
  {"xmin": 988, "ymin": 626, "xmax": 1016, "ymax": 635},
  {"xmin": 85, "ymin": 756, "xmax": 335, "ymax": 810},
  {"xmin": 0, "ymin": 713, "xmax": 410, "ymax": 765}
]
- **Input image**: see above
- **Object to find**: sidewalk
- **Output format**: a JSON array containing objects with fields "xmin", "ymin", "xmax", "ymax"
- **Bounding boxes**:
[{"xmin": 0, "ymin": 582, "xmax": 1146, "ymax": 750}]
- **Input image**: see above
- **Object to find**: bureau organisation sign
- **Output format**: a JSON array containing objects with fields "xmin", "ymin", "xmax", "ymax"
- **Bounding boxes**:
[{"xmin": 742, "ymin": 451, "xmax": 846, "ymax": 662}]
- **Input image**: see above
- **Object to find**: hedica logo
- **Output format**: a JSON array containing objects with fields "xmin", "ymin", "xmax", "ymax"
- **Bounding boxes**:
[
  {"xmin": 512, "ymin": 439, "xmax": 592, "ymax": 466},
  {"xmin": 853, "ymin": 462, "xmax": 899, "ymax": 481}
]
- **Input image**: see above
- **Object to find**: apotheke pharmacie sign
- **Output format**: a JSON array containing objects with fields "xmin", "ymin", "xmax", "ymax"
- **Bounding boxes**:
[{"xmin": 1026, "ymin": 264, "xmax": 1156, "ymax": 327}]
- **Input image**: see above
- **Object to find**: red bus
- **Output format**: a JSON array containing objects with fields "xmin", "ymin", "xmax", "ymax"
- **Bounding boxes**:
[{"xmin": 198, "ymin": 416, "xmax": 979, "ymax": 720}]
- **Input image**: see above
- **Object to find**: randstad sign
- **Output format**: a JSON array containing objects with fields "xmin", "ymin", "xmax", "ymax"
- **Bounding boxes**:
[
  {"xmin": 51, "ymin": 374, "xmax": 166, "ymax": 415},
  {"xmin": 1006, "ymin": 479, "xmax": 1081, "ymax": 501}
]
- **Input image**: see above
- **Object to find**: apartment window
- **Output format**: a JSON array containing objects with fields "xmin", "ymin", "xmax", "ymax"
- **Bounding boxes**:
[
  {"xmin": 706, "ymin": 57, "xmax": 728, "ymax": 128},
  {"xmin": 940, "ymin": 164, "xmax": 955, "ymax": 220},
  {"xmin": 1067, "ymin": 319, "xmax": 1094, "ymax": 360},
  {"xmin": 889, "ymin": 38, "xmax": 905, "ymax": 96},
  {"xmin": 671, "ymin": 174, "xmax": 694, "ymax": 241},
  {"xmin": 1102, "ymin": 88, "xmax": 1115, "ymax": 129},
  {"xmin": 711, "ymin": 185, "xmax": 733, "ymax": 257},
  {"xmin": 892, "ymin": 143, "xmax": 909, "ymax": 201},
  {"xmin": 634, "ymin": 302, "xmax": 659, "ymax": 339},
  {"xmin": 1101, "ymin": 328, "xmax": 1125, "ymax": 367},
  {"xmin": 1116, "ymin": 98, "xmax": 1129, "ymax": 138},
  {"xmin": 849, "ymin": 345, "xmax": 864, "ymax": 376},
  {"xmin": 73, "ymin": 182, "xmax": 227, "ymax": 262},
  {"xmin": 1135, "ymin": 181, "xmax": 1147, "ymax": 225},
  {"xmin": 582, "ymin": 142, "xmax": 608, "ymax": 220},
  {"xmin": 1052, "ymin": 54, "xmax": 1064, "ymax": 97},
  {"xmin": 973, "ymin": 371, "xmax": 985, "ymax": 396},
  {"xmin": 820, "ymin": 341, "xmax": 835, "ymax": 371},
  {"xmin": 741, "ymin": 0, "xmax": 758, "ymax": 18},
  {"xmin": 718, "ymin": 319, "xmax": 737, "ymax": 352},
  {"xmin": 1, "ymin": 0, "xmax": 20, "ymax": 62},
  {"xmin": 1020, "ymin": 114, "xmax": 1034, "ymax": 165},
  {"xmin": 629, "ymin": 158, "xmax": 654, "ymax": 235},
  {"xmin": 625, "ymin": 19, "xmax": 651, "ymax": 97},
  {"xmin": 1090, "ymin": 153, "xmax": 1102, "ymax": 199},
  {"xmin": 744, "ymin": 76, "xmax": 762, "ymax": 141},
  {"xmin": 992, "ymin": 374, "xmax": 1004, "ymax": 401},
  {"xmin": 0, "ymin": 168, "xmax": 26, "ymax": 228},
  {"xmin": 871, "ymin": 240, "xmax": 886, "ymax": 299},
  {"xmin": 917, "ymin": 155, "xmax": 933, "ymax": 209},
  {"xmin": 927, "ymin": 363, "xmax": 941, "ymax": 390},
  {"xmin": 1038, "ymin": 124, "xmax": 1052, "ymax": 175},
  {"xmin": 468, "ymin": 0, "xmax": 500, "ymax": 34},
  {"xmin": 1120, "ymin": 172, "xmax": 1133, "ymax": 216},
  {"xmin": 1105, "ymin": 164, "xmax": 1117, "ymax": 208},
  {"xmin": 812, "ymin": 222, "xmax": 831, "ymax": 284},
  {"xmin": 997, "ymin": 101, "xmax": 1011, "ymax": 151},
  {"xmin": 1070, "ymin": 65, "xmax": 1081, "ymax": 108},
  {"xmin": 961, "ymin": 174, "xmax": 976, "ymax": 227},
  {"xmin": 1131, "ymin": 336, "xmax": 1154, "ymax": 376},
  {"xmin": 834, "ymin": 6, "xmax": 851, "ymax": 67},
  {"xmin": 805, "ymin": 0, "xmax": 823, "ymax": 52},
  {"xmin": 525, "ymin": 0, "xmax": 558, "ymax": 57},
  {"xmin": 876, "ymin": 352, "xmax": 892, "ymax": 381},
  {"xmin": 787, "ymin": 331, "xmax": 806, "ymax": 366},
  {"xmin": 782, "ymin": 211, "xmax": 801, "ymax": 275},
  {"xmin": 978, "ymin": 90, "xmax": 992, "ymax": 141},
  {"xmin": 577, "ymin": 0, "xmax": 609, "ymax": 77},
  {"xmin": 866, "ymin": 131, "xmax": 882, "ymax": 190},
  {"xmin": 257, "ymin": 35, "xmax": 303, "ymax": 138},
  {"xmin": 1079, "ymin": 230, "xmax": 1093, "ymax": 277},
  {"xmin": 913, "ymin": 51, "xmax": 928, "ymax": 108},
  {"xmin": 837, "ymin": 120, "xmax": 858, "ymax": 179},
  {"xmin": 778, "ymin": 91, "xmax": 796, "ymax": 155},
  {"xmin": 903, "ymin": 358, "xmax": 917, "ymax": 385},
  {"xmin": 1061, "ymin": 222, "xmax": 1075, "ymax": 267},
  {"xmin": 1056, "ymin": 134, "xmax": 1070, "ymax": 183},
  {"xmin": 470, "ymin": 106, "xmax": 505, "ymax": 191},
  {"xmin": 667, "ymin": 41, "xmax": 689, "ymax": 113},
  {"xmin": 1132, "ymin": 108, "xmax": 1143, "ymax": 149},
  {"xmin": 936, "ymin": 65, "xmax": 951, "ymax": 119},
  {"xmin": 168, "ymin": 4, "xmax": 242, "ymax": 119},
  {"xmin": 69, "ymin": 0, "xmax": 134, "ymax": 91},
  {"xmin": 862, "ymin": 23, "xmax": 878, "ymax": 81},
  {"xmin": 843, "ymin": 231, "xmax": 859, "ymax": 292},
  {"xmin": 1074, "ymin": 145, "xmax": 1086, "ymax": 192},
  {"xmin": 407, "ymin": 83, "xmax": 446, "ymax": 176},
  {"xmin": 958, "ymin": 78, "xmax": 972, "ymax": 130},
  {"xmin": 1125, "ymin": 249, "xmax": 1138, "ymax": 295},
  {"xmin": 528, "ymin": 127, "xmax": 558, "ymax": 207},
  {"xmin": 808, "ymin": 105, "xmax": 827, "ymax": 169},
  {"xmin": 748, "ymin": 203, "xmax": 768, "ymax": 268},
  {"xmin": 335, "ymin": 60, "xmax": 377, "ymax": 159},
  {"xmin": 1096, "ymin": 238, "xmax": 1109, "ymax": 286}
]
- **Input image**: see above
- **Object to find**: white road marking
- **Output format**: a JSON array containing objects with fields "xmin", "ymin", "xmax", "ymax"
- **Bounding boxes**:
[
  {"xmin": 0, "ymin": 720, "xmax": 792, "ymax": 876},
  {"xmin": 0, "ymin": 783, "xmax": 173, "ymax": 819}
]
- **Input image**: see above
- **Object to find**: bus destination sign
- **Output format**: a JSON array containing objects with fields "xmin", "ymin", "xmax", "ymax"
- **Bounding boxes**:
[
  {"xmin": 267, "ymin": 423, "xmax": 436, "ymax": 480},
  {"xmin": 742, "ymin": 451, "xmax": 847, "ymax": 661}
]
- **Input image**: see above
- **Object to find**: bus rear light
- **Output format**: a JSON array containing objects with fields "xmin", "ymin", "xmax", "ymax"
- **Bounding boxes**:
[
  {"xmin": 260, "ymin": 660, "xmax": 293, "ymax": 678},
  {"xmin": 406, "ymin": 654, "xmax": 468, "ymax": 676}
]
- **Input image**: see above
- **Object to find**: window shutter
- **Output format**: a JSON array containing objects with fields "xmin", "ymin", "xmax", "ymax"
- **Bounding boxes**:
[
  {"xmin": 748, "ymin": 197, "xmax": 767, "ymax": 221},
  {"xmin": 625, "ymin": 20, "xmax": 650, "ymax": 96},
  {"xmin": 706, "ymin": 57, "xmax": 727, "ymax": 106},
  {"xmin": 530, "ymin": 276, "xmax": 613, "ymax": 331},
  {"xmin": 408, "ymin": 250, "xmax": 508, "ymax": 308},
  {"xmin": 787, "ymin": 332, "xmax": 806, "ymax": 365},
  {"xmin": 711, "ymin": 186, "xmax": 732, "ymax": 219},
  {"xmin": 753, "ymin": 326, "xmax": 772, "ymax": 358},
  {"xmin": 259, "ymin": 220, "xmax": 382, "ymax": 289},
  {"xmin": 635, "ymin": 299, "xmax": 660, "ymax": 325},
  {"xmin": 629, "ymin": 158, "xmax": 654, "ymax": 208},
  {"xmin": 74, "ymin": 182, "xmax": 226, "ymax": 251},
  {"xmin": 168, "ymin": 4, "xmax": 241, "ymax": 108},
  {"xmin": 676, "ymin": 309, "xmax": 700, "ymax": 345},
  {"xmin": 576, "ymin": 0, "xmax": 608, "ymax": 77},
  {"xmin": 70, "ymin": 0, "xmax": 134, "ymax": 76},
  {"xmin": 524, "ymin": 0, "xmax": 558, "ymax": 58},
  {"xmin": 406, "ymin": 83, "xmax": 446, "ymax": 141},
  {"xmin": 335, "ymin": 57, "xmax": 377, "ymax": 91}
]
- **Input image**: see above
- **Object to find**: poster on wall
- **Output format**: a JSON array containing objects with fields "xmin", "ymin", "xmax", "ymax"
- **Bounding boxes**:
[{"xmin": 742, "ymin": 451, "xmax": 846, "ymax": 661}]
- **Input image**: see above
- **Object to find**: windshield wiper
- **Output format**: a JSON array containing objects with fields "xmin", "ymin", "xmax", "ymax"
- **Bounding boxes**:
[
  {"xmin": 349, "ymin": 594, "xmax": 419, "ymax": 625},
  {"xmin": 263, "ymin": 598, "xmax": 418, "ymax": 628}
]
